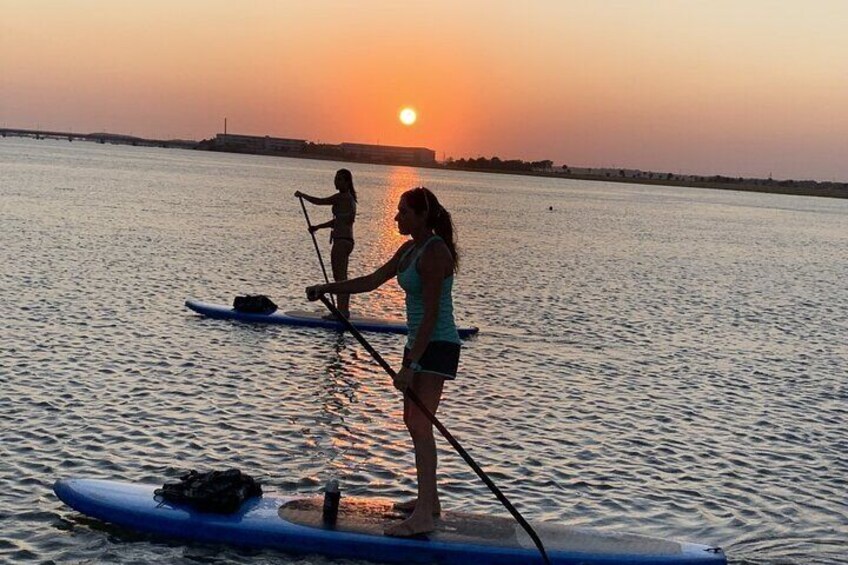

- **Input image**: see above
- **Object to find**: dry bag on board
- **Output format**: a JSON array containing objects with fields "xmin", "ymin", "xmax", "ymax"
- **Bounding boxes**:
[
  {"xmin": 233, "ymin": 295, "xmax": 277, "ymax": 314},
  {"xmin": 155, "ymin": 469, "xmax": 262, "ymax": 514}
]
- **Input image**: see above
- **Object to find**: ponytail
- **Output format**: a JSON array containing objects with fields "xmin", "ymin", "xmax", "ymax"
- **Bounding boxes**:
[
  {"xmin": 402, "ymin": 187, "xmax": 459, "ymax": 272},
  {"xmin": 432, "ymin": 204, "xmax": 458, "ymax": 273}
]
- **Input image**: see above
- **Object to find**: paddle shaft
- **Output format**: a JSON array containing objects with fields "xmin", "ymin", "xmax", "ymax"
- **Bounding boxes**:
[
  {"xmin": 317, "ymin": 294, "xmax": 551, "ymax": 565},
  {"xmin": 298, "ymin": 196, "xmax": 336, "ymax": 308}
]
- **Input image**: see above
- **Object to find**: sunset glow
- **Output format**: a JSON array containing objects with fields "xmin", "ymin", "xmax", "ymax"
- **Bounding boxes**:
[{"xmin": 2, "ymin": 1, "xmax": 848, "ymax": 180}]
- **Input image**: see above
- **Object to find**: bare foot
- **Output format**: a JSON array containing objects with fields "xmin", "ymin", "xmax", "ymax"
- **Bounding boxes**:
[
  {"xmin": 392, "ymin": 498, "xmax": 441, "ymax": 516},
  {"xmin": 384, "ymin": 512, "xmax": 435, "ymax": 537}
]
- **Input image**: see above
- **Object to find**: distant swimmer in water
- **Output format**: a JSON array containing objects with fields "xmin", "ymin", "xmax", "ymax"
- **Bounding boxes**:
[
  {"xmin": 295, "ymin": 168, "xmax": 357, "ymax": 319},
  {"xmin": 307, "ymin": 187, "xmax": 461, "ymax": 537}
]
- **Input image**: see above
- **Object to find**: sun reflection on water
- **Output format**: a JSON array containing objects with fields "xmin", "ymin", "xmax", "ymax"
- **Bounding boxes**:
[
  {"xmin": 353, "ymin": 166, "xmax": 424, "ymax": 319},
  {"xmin": 377, "ymin": 166, "xmax": 422, "ymax": 254},
  {"xmin": 306, "ymin": 167, "xmax": 427, "ymax": 484}
]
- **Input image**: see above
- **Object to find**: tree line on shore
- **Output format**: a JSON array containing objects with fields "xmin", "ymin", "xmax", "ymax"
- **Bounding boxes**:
[{"xmin": 445, "ymin": 156, "xmax": 554, "ymax": 172}]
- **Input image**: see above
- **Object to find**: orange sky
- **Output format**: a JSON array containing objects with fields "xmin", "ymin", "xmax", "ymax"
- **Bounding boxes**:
[{"xmin": 2, "ymin": 1, "xmax": 847, "ymax": 180}]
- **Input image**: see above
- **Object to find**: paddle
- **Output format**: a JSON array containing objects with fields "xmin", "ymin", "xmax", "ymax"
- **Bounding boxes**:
[
  {"xmin": 297, "ymin": 195, "xmax": 336, "ymax": 308},
  {"xmin": 315, "ymin": 293, "xmax": 552, "ymax": 565}
]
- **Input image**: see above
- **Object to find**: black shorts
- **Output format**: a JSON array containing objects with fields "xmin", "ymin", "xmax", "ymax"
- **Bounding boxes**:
[
  {"xmin": 403, "ymin": 341, "xmax": 461, "ymax": 380},
  {"xmin": 331, "ymin": 237, "xmax": 354, "ymax": 252}
]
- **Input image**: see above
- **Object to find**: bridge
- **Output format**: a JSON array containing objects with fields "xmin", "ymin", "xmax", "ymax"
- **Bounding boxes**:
[{"xmin": 0, "ymin": 128, "xmax": 198, "ymax": 149}]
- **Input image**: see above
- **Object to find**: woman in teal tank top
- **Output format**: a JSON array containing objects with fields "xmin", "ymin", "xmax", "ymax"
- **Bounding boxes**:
[{"xmin": 306, "ymin": 187, "xmax": 460, "ymax": 538}]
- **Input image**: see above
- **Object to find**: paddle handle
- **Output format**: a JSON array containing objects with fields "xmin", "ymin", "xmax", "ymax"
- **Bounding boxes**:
[
  {"xmin": 317, "ymin": 295, "xmax": 551, "ymax": 565},
  {"xmin": 298, "ymin": 196, "xmax": 335, "ymax": 308}
]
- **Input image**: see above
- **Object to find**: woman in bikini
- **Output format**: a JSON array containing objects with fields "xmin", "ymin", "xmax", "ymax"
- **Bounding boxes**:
[
  {"xmin": 306, "ymin": 187, "xmax": 461, "ymax": 537},
  {"xmin": 295, "ymin": 168, "xmax": 357, "ymax": 319}
]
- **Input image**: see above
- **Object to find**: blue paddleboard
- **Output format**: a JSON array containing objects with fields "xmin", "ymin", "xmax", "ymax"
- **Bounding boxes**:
[
  {"xmin": 185, "ymin": 299, "xmax": 480, "ymax": 338},
  {"xmin": 54, "ymin": 478, "xmax": 725, "ymax": 565}
]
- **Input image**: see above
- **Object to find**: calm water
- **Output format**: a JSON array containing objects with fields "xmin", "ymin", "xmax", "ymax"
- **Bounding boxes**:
[{"xmin": 1, "ymin": 138, "xmax": 846, "ymax": 564}]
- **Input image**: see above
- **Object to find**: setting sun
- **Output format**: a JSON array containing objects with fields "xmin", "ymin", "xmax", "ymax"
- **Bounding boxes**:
[{"xmin": 399, "ymin": 107, "xmax": 417, "ymax": 126}]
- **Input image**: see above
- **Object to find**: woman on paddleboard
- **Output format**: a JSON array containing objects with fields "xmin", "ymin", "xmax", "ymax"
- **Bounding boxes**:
[
  {"xmin": 306, "ymin": 187, "xmax": 461, "ymax": 537},
  {"xmin": 295, "ymin": 168, "xmax": 357, "ymax": 319}
]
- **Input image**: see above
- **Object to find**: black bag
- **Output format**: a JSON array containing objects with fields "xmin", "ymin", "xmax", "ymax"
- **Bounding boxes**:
[
  {"xmin": 233, "ymin": 294, "xmax": 277, "ymax": 314},
  {"xmin": 155, "ymin": 469, "xmax": 263, "ymax": 514}
]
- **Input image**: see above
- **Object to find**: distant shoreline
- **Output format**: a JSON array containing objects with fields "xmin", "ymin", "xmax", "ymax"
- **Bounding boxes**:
[
  {"xmin": 434, "ymin": 167, "xmax": 848, "ymax": 200},
  {"xmin": 212, "ymin": 148, "xmax": 848, "ymax": 200},
  {"xmin": 4, "ymin": 128, "xmax": 846, "ymax": 199}
]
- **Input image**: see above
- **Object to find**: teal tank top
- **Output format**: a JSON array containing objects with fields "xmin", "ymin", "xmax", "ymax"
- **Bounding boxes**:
[{"xmin": 396, "ymin": 236, "xmax": 461, "ymax": 347}]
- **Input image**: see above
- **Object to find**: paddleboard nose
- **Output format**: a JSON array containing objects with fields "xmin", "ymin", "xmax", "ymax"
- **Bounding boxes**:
[{"xmin": 53, "ymin": 478, "xmax": 75, "ymax": 505}]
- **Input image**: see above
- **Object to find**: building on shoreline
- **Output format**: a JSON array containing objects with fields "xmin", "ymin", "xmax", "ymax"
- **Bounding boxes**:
[
  {"xmin": 208, "ymin": 133, "xmax": 436, "ymax": 166},
  {"xmin": 339, "ymin": 142, "xmax": 436, "ymax": 165},
  {"xmin": 213, "ymin": 133, "xmax": 306, "ymax": 154}
]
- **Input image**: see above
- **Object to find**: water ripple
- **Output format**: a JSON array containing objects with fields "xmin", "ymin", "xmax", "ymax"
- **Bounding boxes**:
[{"xmin": 1, "ymin": 139, "xmax": 847, "ymax": 564}]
